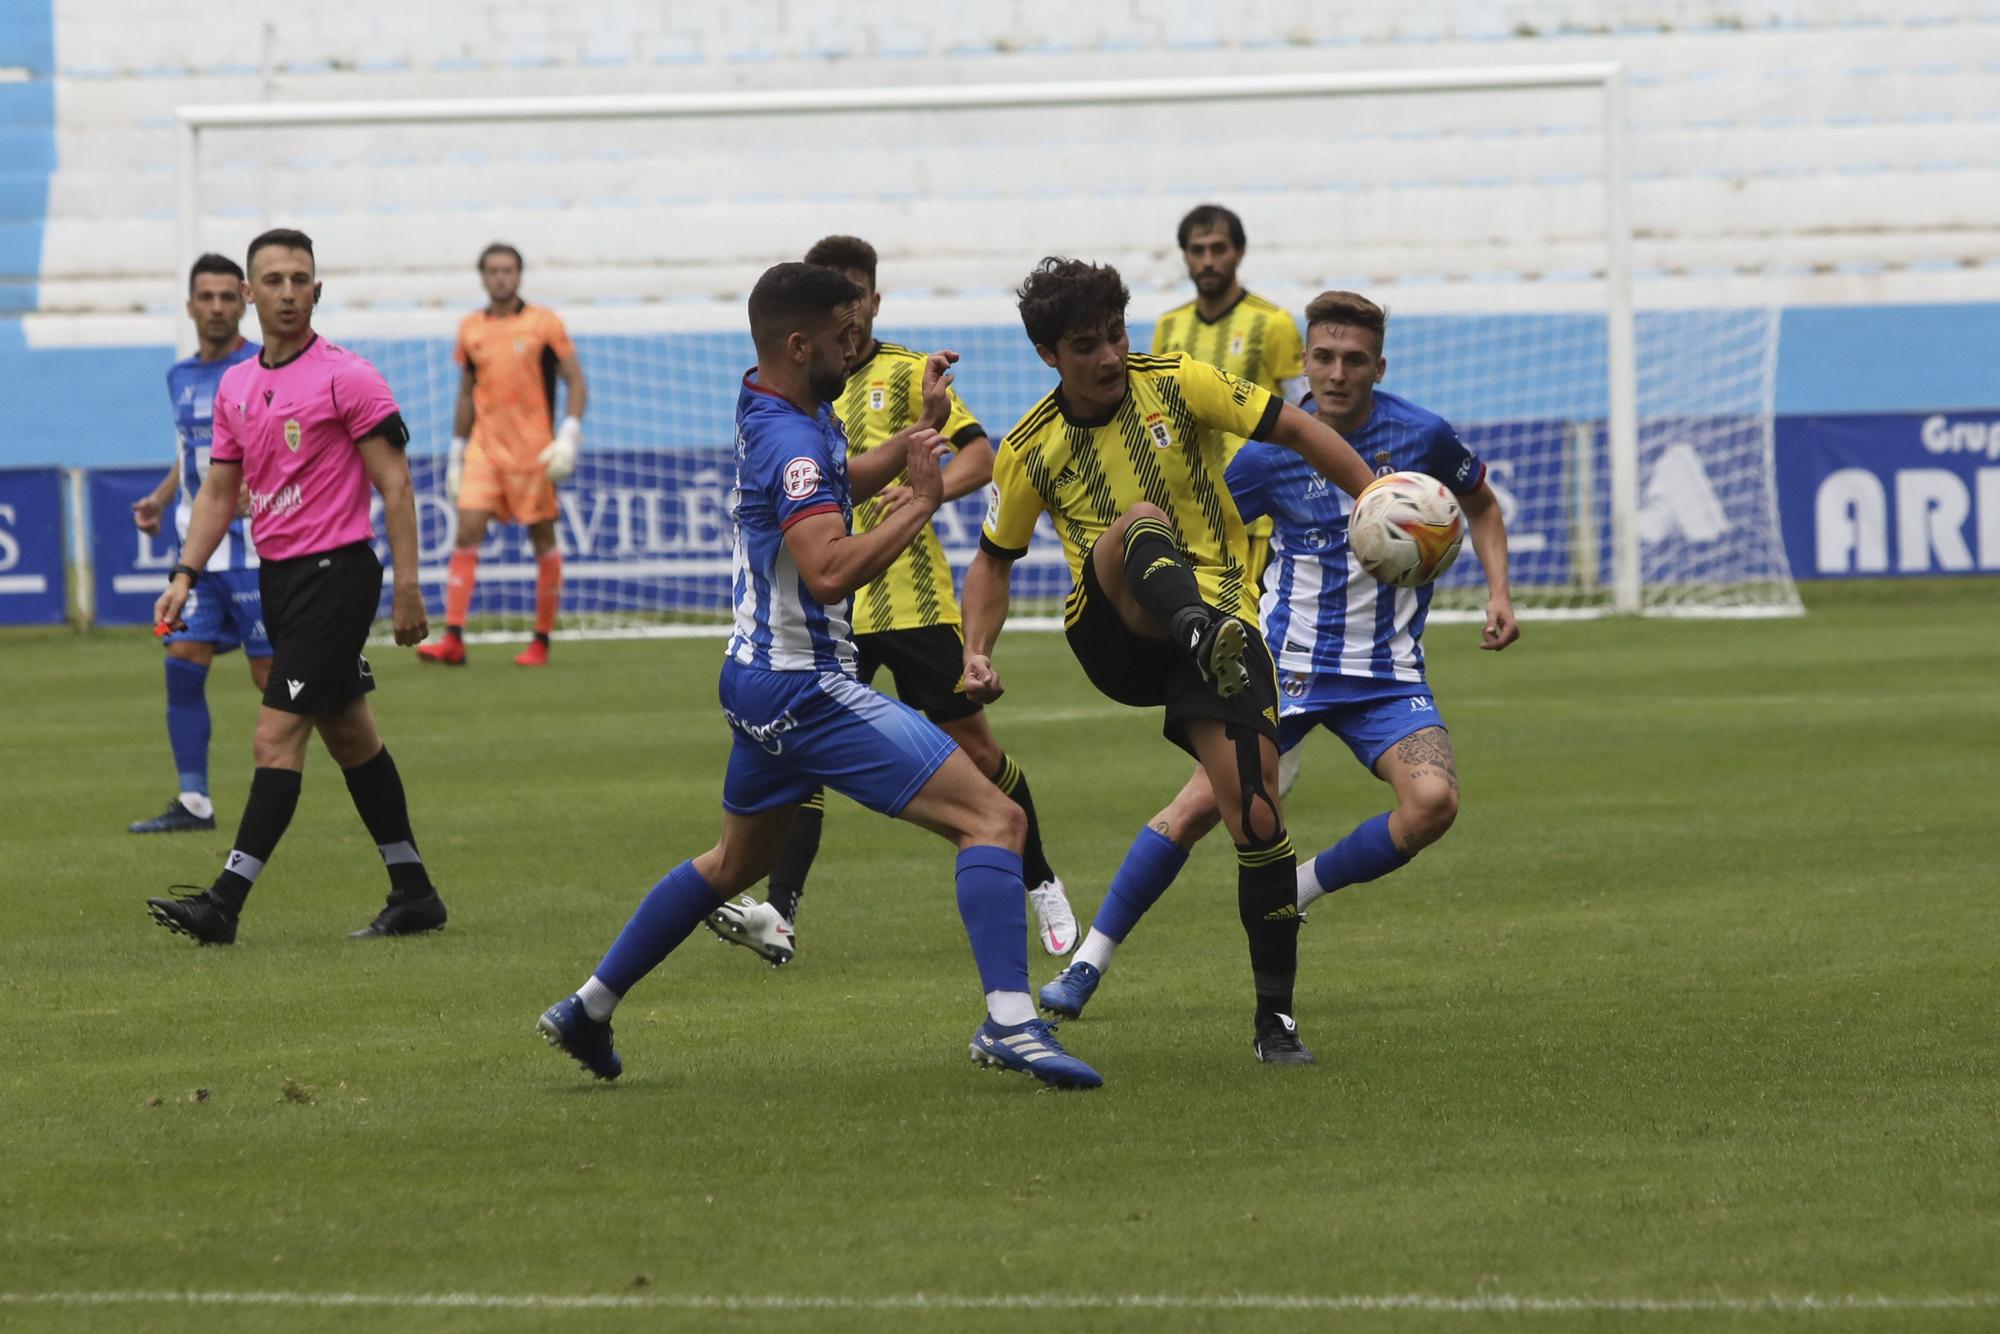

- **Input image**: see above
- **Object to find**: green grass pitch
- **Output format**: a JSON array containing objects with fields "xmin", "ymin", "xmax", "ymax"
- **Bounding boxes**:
[{"xmin": 4, "ymin": 579, "xmax": 1996, "ymax": 1333}]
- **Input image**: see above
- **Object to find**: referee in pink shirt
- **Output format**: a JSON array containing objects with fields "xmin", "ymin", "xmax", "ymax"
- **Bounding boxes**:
[{"xmin": 149, "ymin": 228, "xmax": 448, "ymax": 944}]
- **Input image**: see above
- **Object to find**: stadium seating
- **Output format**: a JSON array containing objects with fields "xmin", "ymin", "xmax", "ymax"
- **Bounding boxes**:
[{"xmin": 16, "ymin": 0, "xmax": 2000, "ymax": 333}]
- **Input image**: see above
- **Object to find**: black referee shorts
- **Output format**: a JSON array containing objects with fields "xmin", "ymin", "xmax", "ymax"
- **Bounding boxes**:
[
  {"xmin": 257, "ymin": 540, "xmax": 382, "ymax": 716},
  {"xmin": 1065, "ymin": 538, "xmax": 1279, "ymax": 757},
  {"xmin": 855, "ymin": 625, "xmax": 983, "ymax": 725}
]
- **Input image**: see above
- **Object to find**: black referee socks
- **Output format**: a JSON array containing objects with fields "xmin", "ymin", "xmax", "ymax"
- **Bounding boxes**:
[
  {"xmin": 342, "ymin": 747, "xmax": 435, "ymax": 902},
  {"xmin": 210, "ymin": 766, "xmax": 302, "ymax": 912}
]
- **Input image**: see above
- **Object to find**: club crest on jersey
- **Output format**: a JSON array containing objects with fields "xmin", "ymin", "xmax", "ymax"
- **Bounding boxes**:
[
  {"xmin": 869, "ymin": 383, "xmax": 886, "ymax": 411},
  {"xmin": 1230, "ymin": 332, "xmax": 1245, "ymax": 356},
  {"xmin": 782, "ymin": 456, "xmax": 824, "ymax": 500},
  {"xmin": 283, "ymin": 419, "xmax": 302, "ymax": 452},
  {"xmin": 1144, "ymin": 412, "xmax": 1173, "ymax": 450},
  {"xmin": 1374, "ymin": 450, "xmax": 1395, "ymax": 477}
]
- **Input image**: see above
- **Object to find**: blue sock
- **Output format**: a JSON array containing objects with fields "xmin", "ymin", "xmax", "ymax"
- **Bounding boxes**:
[
  {"xmin": 163, "ymin": 656, "xmax": 211, "ymax": 794},
  {"xmin": 954, "ymin": 845, "xmax": 1029, "ymax": 998},
  {"xmin": 1093, "ymin": 826, "xmax": 1190, "ymax": 943},
  {"xmin": 1305, "ymin": 812, "xmax": 1410, "ymax": 898},
  {"xmin": 592, "ymin": 861, "xmax": 720, "ymax": 997}
]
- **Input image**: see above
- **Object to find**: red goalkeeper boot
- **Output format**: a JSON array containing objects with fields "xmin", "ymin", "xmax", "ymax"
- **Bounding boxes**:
[
  {"xmin": 417, "ymin": 635, "xmax": 467, "ymax": 666},
  {"xmin": 513, "ymin": 639, "xmax": 550, "ymax": 667}
]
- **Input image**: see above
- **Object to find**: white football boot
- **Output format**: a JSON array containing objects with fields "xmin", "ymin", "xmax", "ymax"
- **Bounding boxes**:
[
  {"xmin": 1028, "ymin": 878, "xmax": 1079, "ymax": 956},
  {"xmin": 703, "ymin": 895, "xmax": 796, "ymax": 967}
]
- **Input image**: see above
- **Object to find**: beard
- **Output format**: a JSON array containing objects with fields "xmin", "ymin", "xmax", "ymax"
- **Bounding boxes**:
[{"xmin": 808, "ymin": 360, "xmax": 848, "ymax": 403}]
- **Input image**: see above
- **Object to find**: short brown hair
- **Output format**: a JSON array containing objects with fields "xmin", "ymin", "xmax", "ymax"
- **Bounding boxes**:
[
  {"xmin": 803, "ymin": 234, "xmax": 877, "ymax": 285},
  {"xmin": 1304, "ymin": 290, "xmax": 1387, "ymax": 347},
  {"xmin": 478, "ymin": 242, "xmax": 523, "ymax": 272}
]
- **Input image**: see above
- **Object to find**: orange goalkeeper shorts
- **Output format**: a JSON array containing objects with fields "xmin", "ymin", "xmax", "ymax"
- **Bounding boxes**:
[{"xmin": 460, "ymin": 445, "xmax": 559, "ymax": 526}]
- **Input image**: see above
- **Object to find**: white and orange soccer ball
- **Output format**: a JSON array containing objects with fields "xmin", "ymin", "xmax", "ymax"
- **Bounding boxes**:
[{"xmin": 1347, "ymin": 471, "xmax": 1465, "ymax": 588}]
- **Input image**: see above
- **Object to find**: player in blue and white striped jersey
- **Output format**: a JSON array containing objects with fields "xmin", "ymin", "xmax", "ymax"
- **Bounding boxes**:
[
  {"xmin": 1039, "ymin": 290, "xmax": 1519, "ymax": 1029},
  {"xmin": 127, "ymin": 254, "xmax": 270, "ymax": 835},
  {"xmin": 536, "ymin": 262, "xmax": 1100, "ymax": 1091}
]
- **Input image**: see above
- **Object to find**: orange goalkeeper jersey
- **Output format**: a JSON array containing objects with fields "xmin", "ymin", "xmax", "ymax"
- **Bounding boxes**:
[{"xmin": 455, "ymin": 302, "xmax": 575, "ymax": 469}]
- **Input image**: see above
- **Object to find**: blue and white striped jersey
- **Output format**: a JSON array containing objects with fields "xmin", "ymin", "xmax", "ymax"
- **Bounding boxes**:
[
  {"xmin": 1227, "ymin": 388, "xmax": 1485, "ymax": 684},
  {"xmin": 726, "ymin": 372, "xmax": 860, "ymax": 675},
  {"xmin": 168, "ymin": 341, "xmax": 261, "ymax": 570}
]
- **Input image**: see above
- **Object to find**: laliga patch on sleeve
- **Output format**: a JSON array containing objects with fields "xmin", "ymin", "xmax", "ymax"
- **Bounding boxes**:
[{"xmin": 782, "ymin": 456, "xmax": 823, "ymax": 500}]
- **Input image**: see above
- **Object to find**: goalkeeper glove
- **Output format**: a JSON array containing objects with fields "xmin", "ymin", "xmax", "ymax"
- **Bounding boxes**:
[
  {"xmin": 446, "ymin": 436, "xmax": 466, "ymax": 503},
  {"xmin": 539, "ymin": 417, "xmax": 583, "ymax": 484}
]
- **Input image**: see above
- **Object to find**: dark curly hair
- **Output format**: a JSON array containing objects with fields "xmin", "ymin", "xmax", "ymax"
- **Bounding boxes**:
[
  {"xmin": 1015, "ymin": 257, "xmax": 1129, "ymax": 351},
  {"xmin": 803, "ymin": 234, "xmax": 877, "ymax": 286}
]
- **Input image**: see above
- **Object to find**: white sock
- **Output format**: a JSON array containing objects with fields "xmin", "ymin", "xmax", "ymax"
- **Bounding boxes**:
[
  {"xmin": 1297, "ymin": 861, "xmax": 1328, "ymax": 912},
  {"xmin": 1074, "ymin": 928, "xmax": 1117, "ymax": 973},
  {"xmin": 986, "ymin": 990, "xmax": 1035, "ymax": 1026},
  {"xmin": 179, "ymin": 790, "xmax": 214, "ymax": 819},
  {"xmin": 577, "ymin": 975, "xmax": 620, "ymax": 1022},
  {"xmin": 1277, "ymin": 745, "xmax": 1305, "ymax": 798}
]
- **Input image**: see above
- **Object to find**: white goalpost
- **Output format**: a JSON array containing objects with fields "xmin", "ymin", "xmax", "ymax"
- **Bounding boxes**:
[{"xmin": 174, "ymin": 64, "xmax": 1799, "ymax": 635}]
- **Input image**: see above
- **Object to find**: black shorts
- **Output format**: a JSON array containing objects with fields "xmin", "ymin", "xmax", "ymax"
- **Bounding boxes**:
[
  {"xmin": 855, "ymin": 625, "xmax": 982, "ymax": 725},
  {"xmin": 1065, "ymin": 540, "xmax": 1279, "ymax": 756},
  {"xmin": 257, "ymin": 540, "xmax": 382, "ymax": 716}
]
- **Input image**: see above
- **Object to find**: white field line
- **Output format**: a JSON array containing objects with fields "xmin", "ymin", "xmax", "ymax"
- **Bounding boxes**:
[{"xmin": 1, "ymin": 1291, "xmax": 1996, "ymax": 1315}]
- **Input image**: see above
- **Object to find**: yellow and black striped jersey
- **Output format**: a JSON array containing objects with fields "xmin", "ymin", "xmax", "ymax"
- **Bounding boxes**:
[
  {"xmin": 837, "ymin": 340, "xmax": 986, "ymax": 634},
  {"xmin": 1150, "ymin": 290, "xmax": 1304, "ymax": 398},
  {"xmin": 981, "ymin": 352, "xmax": 1280, "ymax": 627}
]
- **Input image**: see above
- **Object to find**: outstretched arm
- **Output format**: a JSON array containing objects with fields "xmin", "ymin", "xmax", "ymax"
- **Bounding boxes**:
[
  {"xmin": 1459, "ymin": 481, "xmax": 1518, "ymax": 650},
  {"xmin": 1263, "ymin": 402, "xmax": 1377, "ymax": 498}
]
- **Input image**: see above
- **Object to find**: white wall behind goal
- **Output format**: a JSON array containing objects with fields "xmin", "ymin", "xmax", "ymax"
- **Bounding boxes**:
[{"xmin": 34, "ymin": 0, "xmax": 2000, "ymax": 343}]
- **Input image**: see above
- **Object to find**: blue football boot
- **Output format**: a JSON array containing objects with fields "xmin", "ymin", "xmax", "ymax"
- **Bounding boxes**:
[
  {"xmin": 537, "ymin": 995, "xmax": 623, "ymax": 1081},
  {"xmin": 968, "ymin": 1016, "xmax": 1103, "ymax": 1090},
  {"xmin": 1037, "ymin": 960, "xmax": 1102, "ymax": 1020}
]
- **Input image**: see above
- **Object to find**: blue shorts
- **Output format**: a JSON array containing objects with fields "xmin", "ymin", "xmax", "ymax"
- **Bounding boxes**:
[
  {"xmin": 719, "ymin": 664, "xmax": 958, "ymax": 817},
  {"xmin": 167, "ymin": 568, "xmax": 269, "ymax": 657},
  {"xmin": 1276, "ymin": 672, "xmax": 1446, "ymax": 772}
]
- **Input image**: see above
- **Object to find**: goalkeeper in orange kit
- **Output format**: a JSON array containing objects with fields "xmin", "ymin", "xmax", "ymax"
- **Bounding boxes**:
[{"xmin": 418, "ymin": 243, "xmax": 589, "ymax": 667}]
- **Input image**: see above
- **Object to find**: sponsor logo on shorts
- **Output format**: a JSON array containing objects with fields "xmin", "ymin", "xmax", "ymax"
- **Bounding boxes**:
[
  {"xmin": 286, "ymin": 678, "xmax": 305, "ymax": 700},
  {"xmin": 1409, "ymin": 695, "xmax": 1435, "ymax": 712},
  {"xmin": 357, "ymin": 655, "xmax": 373, "ymax": 680},
  {"xmin": 782, "ymin": 457, "xmax": 823, "ymax": 500},
  {"xmin": 723, "ymin": 707, "xmax": 799, "ymax": 755}
]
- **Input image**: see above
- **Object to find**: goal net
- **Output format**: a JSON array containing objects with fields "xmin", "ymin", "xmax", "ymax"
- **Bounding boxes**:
[{"xmin": 176, "ymin": 67, "xmax": 1800, "ymax": 636}]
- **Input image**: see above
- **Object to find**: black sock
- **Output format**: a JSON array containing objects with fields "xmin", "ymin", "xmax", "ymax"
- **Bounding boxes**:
[
  {"xmin": 444, "ymin": 625, "xmax": 464, "ymax": 642},
  {"xmin": 1237, "ymin": 832, "xmax": 1300, "ymax": 1020},
  {"xmin": 342, "ymin": 747, "xmax": 434, "ymax": 901},
  {"xmin": 533, "ymin": 631, "xmax": 551, "ymax": 647},
  {"xmin": 992, "ymin": 754, "xmax": 1055, "ymax": 888},
  {"xmin": 1121, "ymin": 517, "xmax": 1205, "ymax": 633},
  {"xmin": 210, "ymin": 767, "xmax": 302, "ymax": 913},
  {"xmin": 766, "ymin": 790, "xmax": 824, "ymax": 924}
]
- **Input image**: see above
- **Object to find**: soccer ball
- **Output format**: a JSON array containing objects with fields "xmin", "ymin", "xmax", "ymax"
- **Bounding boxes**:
[{"xmin": 1347, "ymin": 472, "xmax": 1465, "ymax": 588}]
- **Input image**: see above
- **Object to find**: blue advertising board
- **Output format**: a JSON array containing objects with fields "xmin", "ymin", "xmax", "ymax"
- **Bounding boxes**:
[
  {"xmin": 0, "ymin": 467, "xmax": 67, "ymax": 625},
  {"xmin": 87, "ymin": 465, "xmax": 182, "ymax": 625},
  {"xmin": 1776, "ymin": 412, "xmax": 2000, "ymax": 577}
]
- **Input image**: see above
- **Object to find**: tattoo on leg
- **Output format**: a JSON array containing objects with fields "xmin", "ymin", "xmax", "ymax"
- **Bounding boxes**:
[
  {"xmin": 1150, "ymin": 818, "xmax": 1172, "ymax": 837},
  {"xmin": 1393, "ymin": 728, "xmax": 1458, "ymax": 792}
]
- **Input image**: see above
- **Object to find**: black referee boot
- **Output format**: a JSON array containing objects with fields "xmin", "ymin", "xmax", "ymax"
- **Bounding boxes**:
[
  {"xmin": 347, "ymin": 889, "xmax": 448, "ymax": 939},
  {"xmin": 146, "ymin": 886, "xmax": 239, "ymax": 946}
]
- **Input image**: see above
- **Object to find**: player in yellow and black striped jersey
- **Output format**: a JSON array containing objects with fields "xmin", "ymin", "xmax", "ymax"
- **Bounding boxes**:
[
  {"xmin": 1152, "ymin": 204, "xmax": 1308, "ymax": 589},
  {"xmin": 961, "ymin": 257, "xmax": 1376, "ymax": 1065},
  {"xmin": 700, "ymin": 235, "xmax": 1079, "ymax": 970}
]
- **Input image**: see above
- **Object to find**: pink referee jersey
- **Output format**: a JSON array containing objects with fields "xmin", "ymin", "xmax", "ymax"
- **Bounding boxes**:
[{"xmin": 210, "ymin": 336, "xmax": 404, "ymax": 562}]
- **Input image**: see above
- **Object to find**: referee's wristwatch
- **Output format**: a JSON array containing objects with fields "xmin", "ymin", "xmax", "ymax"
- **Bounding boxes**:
[{"xmin": 167, "ymin": 563, "xmax": 201, "ymax": 586}]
